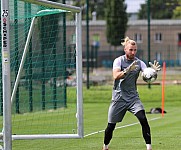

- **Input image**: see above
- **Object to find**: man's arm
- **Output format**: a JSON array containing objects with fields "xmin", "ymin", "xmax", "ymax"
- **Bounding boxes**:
[
  {"xmin": 113, "ymin": 68, "xmax": 125, "ymax": 80},
  {"xmin": 113, "ymin": 60, "xmax": 139, "ymax": 80}
]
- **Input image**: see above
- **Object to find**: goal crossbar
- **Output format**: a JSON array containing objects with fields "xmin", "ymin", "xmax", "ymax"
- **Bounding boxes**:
[{"xmin": 20, "ymin": 0, "xmax": 81, "ymax": 13}]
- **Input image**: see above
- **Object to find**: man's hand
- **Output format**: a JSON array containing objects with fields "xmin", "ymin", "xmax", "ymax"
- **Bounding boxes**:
[
  {"xmin": 149, "ymin": 60, "xmax": 161, "ymax": 72},
  {"xmin": 123, "ymin": 60, "xmax": 139, "ymax": 74}
]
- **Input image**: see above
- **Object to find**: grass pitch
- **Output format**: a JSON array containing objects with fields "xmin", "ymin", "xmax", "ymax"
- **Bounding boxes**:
[{"xmin": 3, "ymin": 85, "xmax": 181, "ymax": 149}]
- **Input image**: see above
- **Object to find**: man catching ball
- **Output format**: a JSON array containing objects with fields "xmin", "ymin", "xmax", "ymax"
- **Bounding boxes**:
[{"xmin": 102, "ymin": 37, "xmax": 161, "ymax": 150}]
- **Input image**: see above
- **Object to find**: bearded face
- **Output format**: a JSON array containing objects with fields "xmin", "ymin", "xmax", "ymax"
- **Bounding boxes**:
[{"xmin": 124, "ymin": 43, "xmax": 137, "ymax": 60}]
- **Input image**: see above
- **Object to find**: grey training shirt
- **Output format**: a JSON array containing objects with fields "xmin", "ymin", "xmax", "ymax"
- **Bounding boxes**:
[{"xmin": 112, "ymin": 55, "xmax": 147, "ymax": 103}]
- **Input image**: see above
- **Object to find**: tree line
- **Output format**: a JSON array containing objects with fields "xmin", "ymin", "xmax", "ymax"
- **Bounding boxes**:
[
  {"xmin": 72, "ymin": 0, "xmax": 181, "ymax": 49},
  {"xmin": 73, "ymin": 0, "xmax": 181, "ymax": 20}
]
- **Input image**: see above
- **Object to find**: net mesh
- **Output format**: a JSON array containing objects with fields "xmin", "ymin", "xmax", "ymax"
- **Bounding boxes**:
[{"xmin": 0, "ymin": 0, "xmax": 78, "ymax": 135}]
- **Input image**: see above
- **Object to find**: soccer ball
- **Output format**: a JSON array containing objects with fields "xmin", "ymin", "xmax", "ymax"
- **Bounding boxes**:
[{"xmin": 142, "ymin": 67, "xmax": 157, "ymax": 83}]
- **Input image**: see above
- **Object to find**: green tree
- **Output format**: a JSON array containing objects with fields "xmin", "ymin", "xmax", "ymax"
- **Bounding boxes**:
[
  {"xmin": 94, "ymin": 0, "xmax": 106, "ymax": 20},
  {"xmin": 72, "ymin": 0, "xmax": 105, "ymax": 20},
  {"xmin": 105, "ymin": 0, "xmax": 128, "ymax": 48},
  {"xmin": 138, "ymin": 0, "xmax": 179, "ymax": 19},
  {"xmin": 172, "ymin": 0, "xmax": 181, "ymax": 18}
]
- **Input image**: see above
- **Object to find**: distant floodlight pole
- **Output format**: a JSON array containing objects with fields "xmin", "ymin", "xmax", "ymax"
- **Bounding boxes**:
[
  {"xmin": 147, "ymin": 0, "xmax": 151, "ymax": 89},
  {"xmin": 1, "ymin": 0, "xmax": 12, "ymax": 149}
]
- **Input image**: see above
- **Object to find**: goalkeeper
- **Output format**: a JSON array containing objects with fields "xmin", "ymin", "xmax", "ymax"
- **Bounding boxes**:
[{"xmin": 102, "ymin": 37, "xmax": 161, "ymax": 150}]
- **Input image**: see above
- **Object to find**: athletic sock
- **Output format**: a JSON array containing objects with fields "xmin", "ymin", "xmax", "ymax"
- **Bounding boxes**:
[
  {"xmin": 103, "ymin": 144, "xmax": 108, "ymax": 150},
  {"xmin": 146, "ymin": 144, "xmax": 152, "ymax": 150}
]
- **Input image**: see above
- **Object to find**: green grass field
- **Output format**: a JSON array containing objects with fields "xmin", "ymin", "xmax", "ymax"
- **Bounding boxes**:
[{"xmin": 2, "ymin": 84, "xmax": 181, "ymax": 149}]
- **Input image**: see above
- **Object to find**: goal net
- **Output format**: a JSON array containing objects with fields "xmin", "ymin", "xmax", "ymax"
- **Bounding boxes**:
[{"xmin": 0, "ymin": 0, "xmax": 83, "ymax": 144}]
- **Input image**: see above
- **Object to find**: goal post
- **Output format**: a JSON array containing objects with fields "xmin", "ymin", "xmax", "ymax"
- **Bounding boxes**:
[
  {"xmin": 1, "ymin": 0, "xmax": 83, "ymax": 149},
  {"xmin": 1, "ymin": 0, "xmax": 12, "ymax": 149}
]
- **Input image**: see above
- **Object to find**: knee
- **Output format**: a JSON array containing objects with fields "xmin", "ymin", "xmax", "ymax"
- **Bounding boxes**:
[
  {"xmin": 139, "ymin": 115, "xmax": 147, "ymax": 122},
  {"xmin": 105, "ymin": 123, "xmax": 116, "ymax": 132},
  {"xmin": 136, "ymin": 110, "xmax": 148, "ymax": 124}
]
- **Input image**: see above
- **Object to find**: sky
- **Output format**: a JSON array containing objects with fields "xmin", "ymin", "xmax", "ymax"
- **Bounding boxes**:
[{"xmin": 125, "ymin": 0, "xmax": 146, "ymax": 13}]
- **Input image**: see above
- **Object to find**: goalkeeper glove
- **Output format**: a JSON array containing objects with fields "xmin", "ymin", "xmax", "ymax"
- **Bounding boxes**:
[
  {"xmin": 149, "ymin": 60, "xmax": 161, "ymax": 72},
  {"xmin": 123, "ymin": 60, "xmax": 139, "ymax": 75}
]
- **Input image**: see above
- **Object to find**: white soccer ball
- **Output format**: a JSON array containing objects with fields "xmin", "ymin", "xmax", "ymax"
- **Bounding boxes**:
[{"xmin": 142, "ymin": 67, "xmax": 157, "ymax": 83}]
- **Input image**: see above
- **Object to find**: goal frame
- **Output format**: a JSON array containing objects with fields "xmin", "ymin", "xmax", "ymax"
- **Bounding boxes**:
[{"xmin": 1, "ymin": 0, "xmax": 83, "ymax": 149}]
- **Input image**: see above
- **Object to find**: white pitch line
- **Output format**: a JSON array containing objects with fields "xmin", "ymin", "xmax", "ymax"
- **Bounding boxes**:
[{"xmin": 84, "ymin": 117, "xmax": 161, "ymax": 137}]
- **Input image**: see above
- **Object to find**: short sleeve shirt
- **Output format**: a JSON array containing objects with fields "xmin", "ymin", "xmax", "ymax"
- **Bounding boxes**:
[{"xmin": 112, "ymin": 55, "xmax": 147, "ymax": 102}]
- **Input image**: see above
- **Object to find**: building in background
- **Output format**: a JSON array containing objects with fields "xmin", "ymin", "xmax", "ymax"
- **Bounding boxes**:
[{"xmin": 80, "ymin": 19, "xmax": 181, "ymax": 67}]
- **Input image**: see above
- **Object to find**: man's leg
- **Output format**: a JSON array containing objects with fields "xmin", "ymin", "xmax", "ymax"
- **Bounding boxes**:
[
  {"xmin": 103, "ymin": 123, "xmax": 116, "ymax": 150},
  {"xmin": 135, "ymin": 110, "xmax": 152, "ymax": 150}
]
